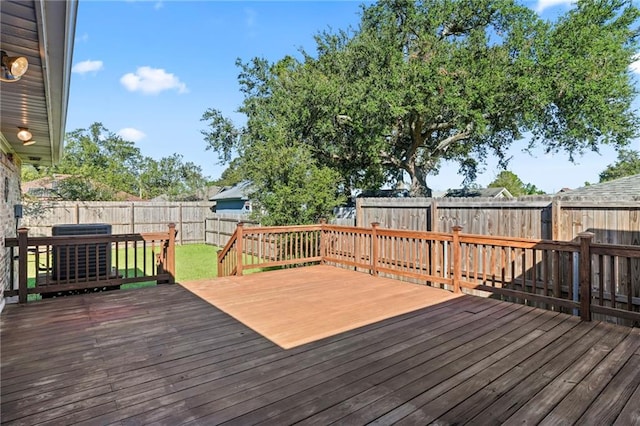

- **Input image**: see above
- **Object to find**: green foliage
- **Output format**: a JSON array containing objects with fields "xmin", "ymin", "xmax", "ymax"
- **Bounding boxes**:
[
  {"xmin": 212, "ymin": 158, "xmax": 244, "ymax": 187},
  {"xmin": 21, "ymin": 165, "xmax": 45, "ymax": 182},
  {"xmin": 202, "ymin": 62, "xmax": 347, "ymax": 225},
  {"xmin": 52, "ymin": 123, "xmax": 208, "ymax": 201},
  {"xmin": 139, "ymin": 154, "xmax": 207, "ymax": 200},
  {"xmin": 244, "ymin": 142, "xmax": 346, "ymax": 226},
  {"xmin": 56, "ymin": 123, "xmax": 144, "ymax": 195},
  {"xmin": 599, "ymin": 149, "xmax": 640, "ymax": 182},
  {"xmin": 201, "ymin": 109, "xmax": 242, "ymax": 164},
  {"xmin": 203, "ymin": 0, "xmax": 639, "ymax": 198},
  {"xmin": 54, "ymin": 177, "xmax": 117, "ymax": 201},
  {"xmin": 488, "ymin": 170, "xmax": 545, "ymax": 196}
]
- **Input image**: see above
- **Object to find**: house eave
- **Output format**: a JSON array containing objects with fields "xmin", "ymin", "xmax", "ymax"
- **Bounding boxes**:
[
  {"xmin": 35, "ymin": 0, "xmax": 78, "ymax": 164},
  {"xmin": 0, "ymin": 0, "xmax": 77, "ymax": 166}
]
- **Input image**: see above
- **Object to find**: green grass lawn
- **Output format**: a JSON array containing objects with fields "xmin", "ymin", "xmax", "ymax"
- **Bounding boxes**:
[
  {"xmin": 21, "ymin": 243, "xmax": 275, "ymax": 301},
  {"xmin": 24, "ymin": 244, "xmax": 221, "ymax": 299},
  {"xmin": 121, "ymin": 243, "xmax": 220, "ymax": 289},
  {"xmin": 175, "ymin": 244, "xmax": 219, "ymax": 282}
]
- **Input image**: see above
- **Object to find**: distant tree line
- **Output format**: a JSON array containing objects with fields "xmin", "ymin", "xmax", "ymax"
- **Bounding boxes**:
[
  {"xmin": 598, "ymin": 149, "xmax": 640, "ymax": 182},
  {"xmin": 22, "ymin": 123, "xmax": 210, "ymax": 201}
]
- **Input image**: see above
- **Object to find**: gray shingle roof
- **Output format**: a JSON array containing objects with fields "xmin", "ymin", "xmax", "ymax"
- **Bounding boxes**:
[
  {"xmin": 209, "ymin": 181, "xmax": 252, "ymax": 201},
  {"xmin": 444, "ymin": 187, "xmax": 514, "ymax": 198},
  {"xmin": 557, "ymin": 174, "xmax": 640, "ymax": 200}
]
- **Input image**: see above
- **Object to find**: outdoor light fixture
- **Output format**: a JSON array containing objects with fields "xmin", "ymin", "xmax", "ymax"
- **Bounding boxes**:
[
  {"xmin": 17, "ymin": 128, "xmax": 32, "ymax": 142},
  {"xmin": 17, "ymin": 127, "xmax": 35, "ymax": 146},
  {"xmin": 0, "ymin": 50, "xmax": 29, "ymax": 82}
]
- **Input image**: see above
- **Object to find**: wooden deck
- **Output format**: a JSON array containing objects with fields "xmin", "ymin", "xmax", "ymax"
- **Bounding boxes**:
[
  {"xmin": 1, "ymin": 267, "xmax": 640, "ymax": 425},
  {"xmin": 181, "ymin": 265, "xmax": 462, "ymax": 349}
]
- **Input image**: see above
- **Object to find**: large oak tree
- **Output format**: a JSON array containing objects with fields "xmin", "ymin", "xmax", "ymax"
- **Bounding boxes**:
[{"xmin": 203, "ymin": 0, "xmax": 639, "ymax": 199}]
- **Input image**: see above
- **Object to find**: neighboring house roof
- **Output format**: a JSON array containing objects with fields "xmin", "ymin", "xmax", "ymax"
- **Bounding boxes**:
[
  {"xmin": 356, "ymin": 188, "xmax": 410, "ymax": 198},
  {"xmin": 147, "ymin": 186, "xmax": 224, "ymax": 202},
  {"xmin": 445, "ymin": 187, "xmax": 514, "ymax": 198},
  {"xmin": 1, "ymin": 1, "xmax": 78, "ymax": 166},
  {"xmin": 21, "ymin": 174, "xmax": 72, "ymax": 199},
  {"xmin": 197, "ymin": 185, "xmax": 224, "ymax": 201},
  {"xmin": 209, "ymin": 181, "xmax": 252, "ymax": 201},
  {"xmin": 114, "ymin": 192, "xmax": 144, "ymax": 202},
  {"xmin": 22, "ymin": 174, "xmax": 142, "ymax": 201},
  {"xmin": 557, "ymin": 174, "xmax": 640, "ymax": 200},
  {"xmin": 556, "ymin": 187, "xmax": 572, "ymax": 194}
]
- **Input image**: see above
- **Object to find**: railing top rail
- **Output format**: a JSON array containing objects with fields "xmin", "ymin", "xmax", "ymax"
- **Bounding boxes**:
[
  {"xmin": 322, "ymin": 224, "xmax": 372, "ymax": 233},
  {"xmin": 5, "ymin": 231, "xmax": 172, "ymax": 248},
  {"xmin": 459, "ymin": 233, "xmax": 581, "ymax": 251},
  {"xmin": 591, "ymin": 243, "xmax": 640, "ymax": 258},
  {"xmin": 217, "ymin": 227, "xmax": 239, "ymax": 261},
  {"xmin": 322, "ymin": 224, "xmax": 456, "ymax": 242},
  {"xmin": 242, "ymin": 224, "xmax": 323, "ymax": 234},
  {"xmin": 375, "ymin": 228, "xmax": 454, "ymax": 241}
]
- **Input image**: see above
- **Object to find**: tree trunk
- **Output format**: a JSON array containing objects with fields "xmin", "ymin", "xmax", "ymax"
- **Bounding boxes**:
[{"xmin": 408, "ymin": 165, "xmax": 431, "ymax": 197}]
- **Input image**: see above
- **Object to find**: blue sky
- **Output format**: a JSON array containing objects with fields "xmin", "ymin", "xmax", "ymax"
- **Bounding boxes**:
[{"xmin": 67, "ymin": 0, "xmax": 640, "ymax": 194}]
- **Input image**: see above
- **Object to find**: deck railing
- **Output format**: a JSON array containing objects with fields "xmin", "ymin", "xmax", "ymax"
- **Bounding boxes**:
[
  {"xmin": 217, "ymin": 223, "xmax": 323, "ymax": 276},
  {"xmin": 219, "ymin": 222, "xmax": 640, "ymax": 324},
  {"xmin": 5, "ymin": 224, "xmax": 176, "ymax": 303}
]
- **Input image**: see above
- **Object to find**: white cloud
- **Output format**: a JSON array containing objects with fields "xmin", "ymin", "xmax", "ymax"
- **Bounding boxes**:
[
  {"xmin": 154, "ymin": 1, "xmax": 163, "ymax": 10},
  {"xmin": 120, "ymin": 66, "xmax": 188, "ymax": 95},
  {"xmin": 72, "ymin": 59, "xmax": 103, "ymax": 74},
  {"xmin": 535, "ymin": 0, "xmax": 574, "ymax": 13},
  {"xmin": 630, "ymin": 54, "xmax": 640, "ymax": 74},
  {"xmin": 76, "ymin": 33, "xmax": 89, "ymax": 43},
  {"xmin": 118, "ymin": 128, "xmax": 146, "ymax": 142},
  {"xmin": 244, "ymin": 7, "xmax": 257, "ymax": 28}
]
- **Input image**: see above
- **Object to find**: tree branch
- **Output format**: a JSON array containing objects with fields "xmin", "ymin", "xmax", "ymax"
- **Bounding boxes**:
[
  {"xmin": 380, "ymin": 150, "xmax": 404, "ymax": 168},
  {"xmin": 435, "ymin": 122, "xmax": 474, "ymax": 152},
  {"xmin": 425, "ymin": 121, "xmax": 455, "ymax": 132}
]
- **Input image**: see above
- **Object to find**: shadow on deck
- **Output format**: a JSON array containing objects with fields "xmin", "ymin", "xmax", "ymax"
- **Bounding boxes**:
[{"xmin": 1, "ymin": 266, "xmax": 639, "ymax": 425}]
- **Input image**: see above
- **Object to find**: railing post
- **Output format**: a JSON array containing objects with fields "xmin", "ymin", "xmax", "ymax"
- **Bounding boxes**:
[
  {"xmin": 371, "ymin": 222, "xmax": 379, "ymax": 276},
  {"xmin": 217, "ymin": 248, "xmax": 224, "ymax": 278},
  {"xmin": 165, "ymin": 223, "xmax": 176, "ymax": 283},
  {"xmin": 452, "ymin": 225, "xmax": 463, "ymax": 293},
  {"xmin": 319, "ymin": 219, "xmax": 327, "ymax": 264},
  {"xmin": 579, "ymin": 232, "xmax": 594, "ymax": 321},
  {"xmin": 17, "ymin": 228, "xmax": 28, "ymax": 304},
  {"xmin": 236, "ymin": 222, "xmax": 244, "ymax": 276}
]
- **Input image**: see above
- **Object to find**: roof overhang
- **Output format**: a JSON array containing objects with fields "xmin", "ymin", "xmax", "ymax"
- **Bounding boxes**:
[{"xmin": 0, "ymin": 0, "xmax": 77, "ymax": 166}]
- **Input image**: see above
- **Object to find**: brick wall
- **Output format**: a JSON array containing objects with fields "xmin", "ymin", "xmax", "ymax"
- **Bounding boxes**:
[{"xmin": 1, "ymin": 151, "xmax": 22, "ymax": 308}]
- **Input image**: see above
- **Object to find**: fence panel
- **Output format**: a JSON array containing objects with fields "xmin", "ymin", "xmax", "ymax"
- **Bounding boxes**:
[
  {"xmin": 78, "ymin": 203, "xmax": 131, "ymax": 235},
  {"xmin": 555, "ymin": 200, "xmax": 640, "ymax": 244},
  {"xmin": 356, "ymin": 197, "xmax": 637, "ymax": 244},
  {"xmin": 21, "ymin": 201, "xmax": 214, "ymax": 244},
  {"xmin": 356, "ymin": 198, "xmax": 431, "ymax": 231},
  {"xmin": 204, "ymin": 214, "xmax": 259, "ymax": 247}
]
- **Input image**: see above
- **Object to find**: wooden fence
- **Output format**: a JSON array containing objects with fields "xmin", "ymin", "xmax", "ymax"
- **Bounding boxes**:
[
  {"xmin": 356, "ymin": 197, "xmax": 640, "ymax": 244},
  {"xmin": 21, "ymin": 201, "xmax": 211, "ymax": 244},
  {"xmin": 20, "ymin": 198, "xmax": 639, "ymax": 249},
  {"xmin": 218, "ymin": 223, "xmax": 640, "ymax": 326},
  {"xmin": 204, "ymin": 215, "xmax": 260, "ymax": 247},
  {"xmin": 20, "ymin": 201, "xmax": 261, "ymax": 247}
]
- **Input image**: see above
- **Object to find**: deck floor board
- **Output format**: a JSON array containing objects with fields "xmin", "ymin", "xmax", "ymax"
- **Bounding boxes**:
[{"xmin": 2, "ymin": 266, "xmax": 639, "ymax": 425}]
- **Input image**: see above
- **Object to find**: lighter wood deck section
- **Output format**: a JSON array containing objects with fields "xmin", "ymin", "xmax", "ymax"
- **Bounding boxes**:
[{"xmin": 180, "ymin": 265, "xmax": 462, "ymax": 349}]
